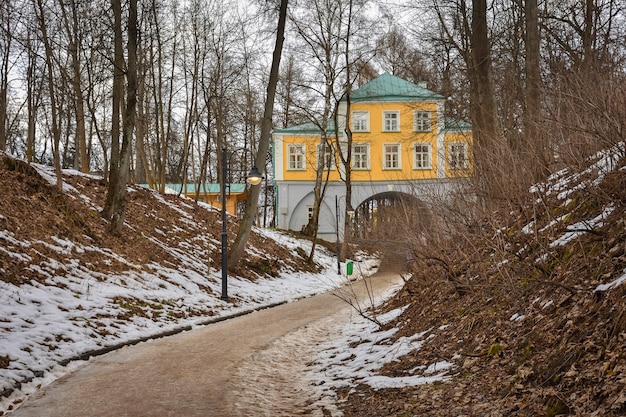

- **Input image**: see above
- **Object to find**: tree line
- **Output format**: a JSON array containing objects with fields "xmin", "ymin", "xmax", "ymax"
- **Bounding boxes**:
[{"xmin": 1, "ymin": 0, "xmax": 625, "ymax": 262}]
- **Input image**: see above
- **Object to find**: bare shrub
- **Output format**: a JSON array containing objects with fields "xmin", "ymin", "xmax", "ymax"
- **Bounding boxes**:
[{"xmin": 546, "ymin": 67, "xmax": 626, "ymax": 171}]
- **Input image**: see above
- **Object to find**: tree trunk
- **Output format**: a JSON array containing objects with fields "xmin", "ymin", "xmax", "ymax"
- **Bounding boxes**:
[
  {"xmin": 26, "ymin": 33, "xmax": 39, "ymax": 163},
  {"xmin": 0, "ymin": 0, "xmax": 11, "ymax": 152},
  {"xmin": 523, "ymin": 0, "xmax": 546, "ymax": 183},
  {"xmin": 135, "ymin": 38, "xmax": 154, "ymax": 186},
  {"xmin": 468, "ymin": 0, "xmax": 500, "ymax": 201},
  {"xmin": 35, "ymin": 0, "xmax": 62, "ymax": 188},
  {"xmin": 102, "ymin": 0, "xmax": 124, "ymax": 219},
  {"xmin": 339, "ymin": 0, "xmax": 354, "ymax": 262},
  {"xmin": 228, "ymin": 0, "xmax": 288, "ymax": 270},
  {"xmin": 103, "ymin": 0, "xmax": 137, "ymax": 233},
  {"xmin": 61, "ymin": 0, "xmax": 89, "ymax": 173}
]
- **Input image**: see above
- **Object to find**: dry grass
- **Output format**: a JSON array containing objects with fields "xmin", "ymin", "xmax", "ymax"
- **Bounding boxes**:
[{"xmin": 338, "ymin": 144, "xmax": 626, "ymax": 415}]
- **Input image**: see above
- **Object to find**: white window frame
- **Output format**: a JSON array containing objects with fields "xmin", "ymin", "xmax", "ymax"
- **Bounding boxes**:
[
  {"xmin": 448, "ymin": 142, "xmax": 469, "ymax": 170},
  {"xmin": 352, "ymin": 143, "xmax": 370, "ymax": 170},
  {"xmin": 316, "ymin": 143, "xmax": 336, "ymax": 170},
  {"xmin": 413, "ymin": 111, "xmax": 432, "ymax": 132},
  {"xmin": 383, "ymin": 143, "xmax": 401, "ymax": 169},
  {"xmin": 413, "ymin": 143, "xmax": 432, "ymax": 169},
  {"xmin": 382, "ymin": 111, "xmax": 400, "ymax": 132},
  {"xmin": 352, "ymin": 111, "xmax": 369, "ymax": 132},
  {"xmin": 287, "ymin": 144, "xmax": 305, "ymax": 170}
]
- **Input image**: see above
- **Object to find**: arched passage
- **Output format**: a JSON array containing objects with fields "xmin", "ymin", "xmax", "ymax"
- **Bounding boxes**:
[
  {"xmin": 352, "ymin": 191, "xmax": 432, "ymax": 245},
  {"xmin": 288, "ymin": 191, "xmax": 335, "ymax": 236}
]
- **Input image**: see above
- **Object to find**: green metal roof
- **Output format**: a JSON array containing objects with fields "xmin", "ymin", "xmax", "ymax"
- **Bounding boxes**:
[
  {"xmin": 273, "ymin": 121, "xmax": 336, "ymax": 134},
  {"xmin": 444, "ymin": 117, "xmax": 472, "ymax": 132},
  {"xmin": 348, "ymin": 72, "xmax": 445, "ymax": 102},
  {"xmin": 273, "ymin": 74, "xmax": 467, "ymax": 134},
  {"xmin": 139, "ymin": 183, "xmax": 247, "ymax": 194}
]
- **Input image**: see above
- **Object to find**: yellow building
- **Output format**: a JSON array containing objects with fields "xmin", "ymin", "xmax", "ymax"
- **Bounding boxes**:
[{"xmin": 273, "ymin": 73, "xmax": 472, "ymax": 241}]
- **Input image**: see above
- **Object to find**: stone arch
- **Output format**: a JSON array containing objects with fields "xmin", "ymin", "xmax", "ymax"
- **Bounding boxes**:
[
  {"xmin": 288, "ymin": 191, "xmax": 336, "ymax": 235},
  {"xmin": 352, "ymin": 191, "xmax": 432, "ymax": 244}
]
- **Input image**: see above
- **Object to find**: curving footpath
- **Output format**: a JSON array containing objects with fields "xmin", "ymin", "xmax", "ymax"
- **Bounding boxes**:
[{"xmin": 10, "ymin": 262, "xmax": 403, "ymax": 417}]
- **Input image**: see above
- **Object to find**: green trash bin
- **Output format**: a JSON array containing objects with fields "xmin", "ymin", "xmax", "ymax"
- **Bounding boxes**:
[{"xmin": 346, "ymin": 260, "xmax": 353, "ymax": 276}]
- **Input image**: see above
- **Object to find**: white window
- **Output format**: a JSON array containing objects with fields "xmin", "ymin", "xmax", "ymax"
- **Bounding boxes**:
[
  {"xmin": 383, "ymin": 143, "xmax": 401, "ymax": 169},
  {"xmin": 383, "ymin": 111, "xmax": 400, "ymax": 132},
  {"xmin": 316, "ymin": 144, "xmax": 335, "ymax": 170},
  {"xmin": 449, "ymin": 143, "xmax": 469, "ymax": 170},
  {"xmin": 413, "ymin": 143, "xmax": 432, "ymax": 169},
  {"xmin": 352, "ymin": 143, "xmax": 370, "ymax": 170},
  {"xmin": 413, "ymin": 111, "xmax": 432, "ymax": 132},
  {"xmin": 352, "ymin": 111, "xmax": 369, "ymax": 132},
  {"xmin": 287, "ymin": 144, "xmax": 305, "ymax": 170}
]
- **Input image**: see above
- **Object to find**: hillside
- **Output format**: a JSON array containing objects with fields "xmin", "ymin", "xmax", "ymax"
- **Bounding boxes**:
[
  {"xmin": 0, "ymin": 153, "xmax": 368, "ymax": 414},
  {"xmin": 1, "ymin": 144, "xmax": 625, "ymax": 416},
  {"xmin": 336, "ymin": 144, "xmax": 626, "ymax": 415}
]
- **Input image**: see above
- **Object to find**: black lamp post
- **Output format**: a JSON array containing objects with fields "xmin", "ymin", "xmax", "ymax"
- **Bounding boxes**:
[{"xmin": 221, "ymin": 147, "xmax": 263, "ymax": 301}]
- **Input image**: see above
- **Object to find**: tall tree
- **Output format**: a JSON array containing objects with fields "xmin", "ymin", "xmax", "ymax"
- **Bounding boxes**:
[
  {"xmin": 102, "ymin": 0, "xmax": 138, "ymax": 233},
  {"xmin": 34, "ymin": 0, "xmax": 62, "ymax": 188},
  {"xmin": 289, "ymin": 0, "xmax": 349, "ymax": 260},
  {"xmin": 336, "ymin": 0, "xmax": 356, "ymax": 262},
  {"xmin": 228, "ymin": 0, "xmax": 288, "ymax": 269},
  {"xmin": 58, "ymin": 0, "xmax": 89, "ymax": 172},
  {"xmin": 0, "ymin": 0, "xmax": 12, "ymax": 152},
  {"xmin": 375, "ymin": 27, "xmax": 432, "ymax": 84},
  {"xmin": 468, "ymin": 0, "xmax": 500, "ymax": 201},
  {"xmin": 523, "ymin": 0, "xmax": 545, "ymax": 182},
  {"xmin": 25, "ymin": 30, "xmax": 42, "ymax": 163}
]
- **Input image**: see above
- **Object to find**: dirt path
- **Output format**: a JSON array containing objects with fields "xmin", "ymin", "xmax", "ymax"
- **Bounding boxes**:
[{"xmin": 10, "ymin": 266, "xmax": 403, "ymax": 417}]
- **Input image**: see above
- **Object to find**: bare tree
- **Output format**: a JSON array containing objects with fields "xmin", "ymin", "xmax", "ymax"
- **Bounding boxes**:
[
  {"xmin": 0, "ymin": 0, "xmax": 12, "ymax": 152},
  {"xmin": 228, "ymin": 0, "xmax": 288, "ymax": 269},
  {"xmin": 176, "ymin": 4, "xmax": 202, "ymax": 191},
  {"xmin": 276, "ymin": 55, "xmax": 308, "ymax": 128},
  {"xmin": 334, "ymin": 0, "xmax": 359, "ymax": 262},
  {"xmin": 58, "ymin": 0, "xmax": 89, "ymax": 172},
  {"xmin": 288, "ymin": 0, "xmax": 349, "ymax": 260},
  {"xmin": 468, "ymin": 0, "xmax": 501, "ymax": 201},
  {"xmin": 25, "ymin": 30, "xmax": 42, "ymax": 163},
  {"xmin": 102, "ymin": 0, "xmax": 138, "ymax": 233},
  {"xmin": 374, "ymin": 27, "xmax": 432, "ymax": 84},
  {"xmin": 523, "ymin": 0, "xmax": 546, "ymax": 182},
  {"xmin": 34, "ymin": 0, "xmax": 62, "ymax": 188}
]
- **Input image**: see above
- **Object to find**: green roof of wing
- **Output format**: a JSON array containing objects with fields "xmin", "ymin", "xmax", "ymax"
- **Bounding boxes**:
[
  {"xmin": 139, "ymin": 183, "xmax": 246, "ymax": 194},
  {"xmin": 348, "ymin": 73, "xmax": 445, "ymax": 102},
  {"xmin": 273, "ymin": 121, "xmax": 336, "ymax": 134},
  {"xmin": 444, "ymin": 118, "xmax": 472, "ymax": 132}
]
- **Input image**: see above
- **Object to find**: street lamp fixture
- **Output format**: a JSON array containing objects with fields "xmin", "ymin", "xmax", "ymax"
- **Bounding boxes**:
[
  {"xmin": 221, "ymin": 147, "xmax": 263, "ymax": 301},
  {"xmin": 246, "ymin": 166, "xmax": 263, "ymax": 186}
]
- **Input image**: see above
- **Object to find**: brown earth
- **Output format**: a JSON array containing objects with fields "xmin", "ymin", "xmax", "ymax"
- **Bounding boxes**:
[
  {"xmin": 2, "ymin": 152, "xmax": 626, "ymax": 416},
  {"xmin": 0, "ymin": 155, "xmax": 316, "ymax": 289},
  {"xmin": 337, "ymin": 157, "xmax": 626, "ymax": 415}
]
